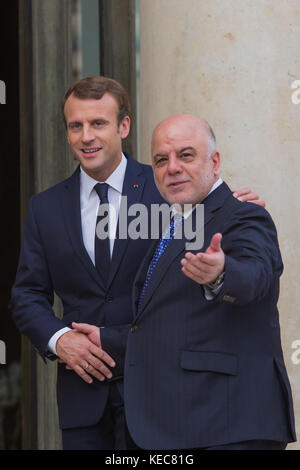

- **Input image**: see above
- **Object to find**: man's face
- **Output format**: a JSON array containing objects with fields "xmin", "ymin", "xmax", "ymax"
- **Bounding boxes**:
[
  {"xmin": 151, "ymin": 116, "xmax": 220, "ymax": 206},
  {"xmin": 64, "ymin": 92, "xmax": 130, "ymax": 181}
]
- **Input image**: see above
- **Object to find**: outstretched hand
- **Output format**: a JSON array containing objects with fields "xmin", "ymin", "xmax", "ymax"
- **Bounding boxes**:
[{"xmin": 181, "ymin": 233, "xmax": 225, "ymax": 285}]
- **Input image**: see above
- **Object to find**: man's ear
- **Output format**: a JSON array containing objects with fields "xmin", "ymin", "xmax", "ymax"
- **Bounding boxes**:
[
  {"xmin": 120, "ymin": 116, "xmax": 131, "ymax": 139},
  {"xmin": 211, "ymin": 151, "xmax": 221, "ymax": 177}
]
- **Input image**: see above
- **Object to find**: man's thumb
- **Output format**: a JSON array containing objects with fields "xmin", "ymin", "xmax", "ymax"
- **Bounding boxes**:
[
  {"xmin": 209, "ymin": 233, "xmax": 222, "ymax": 252},
  {"xmin": 72, "ymin": 322, "xmax": 93, "ymax": 333}
]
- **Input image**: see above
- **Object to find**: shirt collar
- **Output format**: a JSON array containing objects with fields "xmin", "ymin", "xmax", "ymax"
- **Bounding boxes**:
[
  {"xmin": 206, "ymin": 177, "xmax": 223, "ymax": 197},
  {"xmin": 80, "ymin": 153, "xmax": 127, "ymax": 202}
]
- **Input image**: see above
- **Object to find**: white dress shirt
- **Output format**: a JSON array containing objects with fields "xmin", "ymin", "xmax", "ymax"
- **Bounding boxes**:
[{"xmin": 47, "ymin": 154, "xmax": 127, "ymax": 355}]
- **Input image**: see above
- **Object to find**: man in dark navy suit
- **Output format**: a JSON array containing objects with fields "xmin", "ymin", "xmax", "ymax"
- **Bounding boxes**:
[
  {"xmin": 11, "ymin": 76, "xmax": 166, "ymax": 449},
  {"xmin": 11, "ymin": 77, "xmax": 265, "ymax": 450},
  {"xmin": 122, "ymin": 114, "xmax": 296, "ymax": 450}
]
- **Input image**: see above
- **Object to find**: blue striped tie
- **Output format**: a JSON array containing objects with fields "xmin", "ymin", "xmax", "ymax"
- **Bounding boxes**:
[{"xmin": 138, "ymin": 216, "xmax": 183, "ymax": 310}]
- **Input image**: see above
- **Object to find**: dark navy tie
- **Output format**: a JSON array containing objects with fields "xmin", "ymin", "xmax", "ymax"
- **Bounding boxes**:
[
  {"xmin": 138, "ymin": 215, "xmax": 183, "ymax": 310},
  {"xmin": 94, "ymin": 183, "xmax": 110, "ymax": 285}
]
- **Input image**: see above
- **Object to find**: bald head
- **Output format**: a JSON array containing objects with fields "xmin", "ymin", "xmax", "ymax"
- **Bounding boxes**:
[
  {"xmin": 152, "ymin": 114, "xmax": 216, "ymax": 159},
  {"xmin": 151, "ymin": 114, "xmax": 220, "ymax": 206}
]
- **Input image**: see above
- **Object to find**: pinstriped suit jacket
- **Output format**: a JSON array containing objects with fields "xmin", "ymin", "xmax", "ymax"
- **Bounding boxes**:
[{"xmin": 125, "ymin": 182, "xmax": 296, "ymax": 450}]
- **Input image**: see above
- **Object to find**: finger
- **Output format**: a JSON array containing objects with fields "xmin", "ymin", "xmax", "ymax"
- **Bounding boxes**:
[
  {"xmin": 81, "ymin": 362, "xmax": 106, "ymax": 382},
  {"xmin": 184, "ymin": 251, "xmax": 196, "ymax": 259},
  {"xmin": 183, "ymin": 252, "xmax": 199, "ymax": 264},
  {"xmin": 181, "ymin": 255, "xmax": 210, "ymax": 277},
  {"xmin": 181, "ymin": 257, "xmax": 210, "ymax": 278},
  {"xmin": 232, "ymin": 188, "xmax": 251, "ymax": 198},
  {"xmin": 89, "ymin": 344, "xmax": 116, "ymax": 368},
  {"xmin": 73, "ymin": 364, "xmax": 94, "ymax": 384},
  {"xmin": 195, "ymin": 252, "xmax": 221, "ymax": 266},
  {"xmin": 207, "ymin": 233, "xmax": 222, "ymax": 253},
  {"xmin": 181, "ymin": 255, "xmax": 211, "ymax": 273},
  {"xmin": 181, "ymin": 266, "xmax": 205, "ymax": 284},
  {"xmin": 249, "ymin": 199, "xmax": 265, "ymax": 207},
  {"xmin": 184, "ymin": 251, "xmax": 220, "ymax": 268},
  {"xmin": 183, "ymin": 252, "xmax": 210, "ymax": 269},
  {"xmin": 237, "ymin": 192, "xmax": 258, "ymax": 202},
  {"xmin": 86, "ymin": 354, "xmax": 113, "ymax": 379},
  {"xmin": 72, "ymin": 322, "xmax": 95, "ymax": 334}
]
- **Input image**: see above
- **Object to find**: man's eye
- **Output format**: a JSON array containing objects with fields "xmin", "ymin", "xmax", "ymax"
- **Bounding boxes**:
[
  {"xmin": 69, "ymin": 123, "xmax": 81, "ymax": 130},
  {"xmin": 95, "ymin": 121, "xmax": 102, "ymax": 127},
  {"xmin": 156, "ymin": 158, "xmax": 167, "ymax": 165},
  {"xmin": 181, "ymin": 153, "xmax": 192, "ymax": 158}
]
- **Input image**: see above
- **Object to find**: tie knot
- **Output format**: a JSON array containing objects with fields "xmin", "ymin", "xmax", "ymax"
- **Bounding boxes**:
[{"xmin": 94, "ymin": 183, "xmax": 109, "ymax": 203}]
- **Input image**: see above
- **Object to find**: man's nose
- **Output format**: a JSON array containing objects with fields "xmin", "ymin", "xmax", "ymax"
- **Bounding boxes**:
[
  {"xmin": 81, "ymin": 125, "xmax": 95, "ymax": 143},
  {"xmin": 167, "ymin": 156, "xmax": 182, "ymax": 174}
]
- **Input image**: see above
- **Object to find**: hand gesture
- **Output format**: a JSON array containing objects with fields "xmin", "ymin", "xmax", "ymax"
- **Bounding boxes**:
[{"xmin": 181, "ymin": 233, "xmax": 225, "ymax": 285}]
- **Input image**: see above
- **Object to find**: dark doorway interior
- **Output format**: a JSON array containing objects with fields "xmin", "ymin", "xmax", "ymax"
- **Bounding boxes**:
[{"xmin": 0, "ymin": 1, "xmax": 22, "ymax": 449}]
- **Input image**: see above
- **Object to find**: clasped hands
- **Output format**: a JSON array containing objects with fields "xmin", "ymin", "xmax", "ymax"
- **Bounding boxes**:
[{"xmin": 56, "ymin": 323, "xmax": 114, "ymax": 384}]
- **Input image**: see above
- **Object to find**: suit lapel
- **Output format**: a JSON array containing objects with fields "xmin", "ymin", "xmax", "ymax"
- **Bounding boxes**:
[
  {"xmin": 134, "ymin": 182, "xmax": 233, "ymax": 319},
  {"xmin": 61, "ymin": 166, "xmax": 106, "ymax": 290},
  {"xmin": 107, "ymin": 155, "xmax": 146, "ymax": 289}
]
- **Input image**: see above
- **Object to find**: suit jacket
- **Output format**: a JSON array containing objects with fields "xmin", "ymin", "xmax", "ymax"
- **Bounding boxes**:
[
  {"xmin": 124, "ymin": 182, "xmax": 296, "ymax": 450},
  {"xmin": 10, "ymin": 154, "xmax": 164, "ymax": 429}
]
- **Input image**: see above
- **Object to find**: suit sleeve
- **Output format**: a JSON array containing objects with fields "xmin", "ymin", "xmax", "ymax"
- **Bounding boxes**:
[
  {"xmin": 10, "ymin": 196, "xmax": 68, "ymax": 359},
  {"xmin": 212, "ymin": 203, "xmax": 283, "ymax": 306},
  {"xmin": 100, "ymin": 325, "xmax": 130, "ymax": 380}
]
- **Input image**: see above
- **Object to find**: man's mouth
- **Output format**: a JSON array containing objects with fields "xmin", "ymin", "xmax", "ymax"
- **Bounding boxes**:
[
  {"xmin": 168, "ymin": 180, "xmax": 188, "ymax": 188},
  {"xmin": 81, "ymin": 147, "xmax": 102, "ymax": 156}
]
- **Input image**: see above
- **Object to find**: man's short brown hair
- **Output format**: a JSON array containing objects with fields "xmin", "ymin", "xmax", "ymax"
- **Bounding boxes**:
[{"xmin": 61, "ymin": 76, "xmax": 130, "ymax": 126}]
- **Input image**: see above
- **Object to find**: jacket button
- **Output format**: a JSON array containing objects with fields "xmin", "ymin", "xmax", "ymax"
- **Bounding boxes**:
[
  {"xmin": 130, "ymin": 325, "xmax": 138, "ymax": 333},
  {"xmin": 105, "ymin": 295, "xmax": 113, "ymax": 303}
]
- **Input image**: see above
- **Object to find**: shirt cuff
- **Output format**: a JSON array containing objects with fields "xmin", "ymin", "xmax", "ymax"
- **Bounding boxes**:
[{"xmin": 47, "ymin": 327, "xmax": 72, "ymax": 355}]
